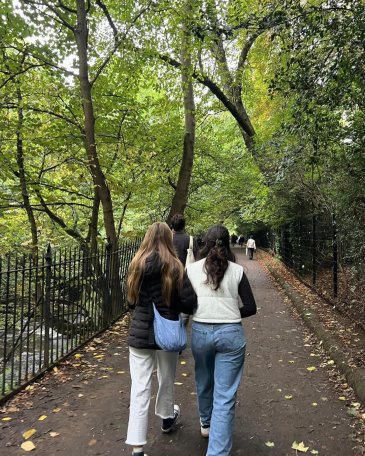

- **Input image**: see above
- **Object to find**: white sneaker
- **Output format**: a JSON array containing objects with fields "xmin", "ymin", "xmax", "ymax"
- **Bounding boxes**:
[{"xmin": 200, "ymin": 420, "xmax": 210, "ymax": 438}]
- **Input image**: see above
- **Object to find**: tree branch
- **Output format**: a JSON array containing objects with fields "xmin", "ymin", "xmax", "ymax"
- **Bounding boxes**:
[
  {"xmin": 24, "ymin": 0, "xmax": 75, "ymax": 31},
  {"xmin": 34, "ymin": 189, "xmax": 88, "ymax": 244},
  {"xmin": 158, "ymin": 53, "xmax": 252, "ymax": 137},
  {"xmin": 168, "ymin": 176, "xmax": 177, "ymax": 190},
  {"xmin": 91, "ymin": 1, "xmax": 154, "ymax": 85},
  {"xmin": 0, "ymin": 64, "xmax": 47, "ymax": 90}
]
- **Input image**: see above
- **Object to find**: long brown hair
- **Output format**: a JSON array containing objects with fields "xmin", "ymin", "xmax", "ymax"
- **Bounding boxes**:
[
  {"xmin": 127, "ymin": 222, "xmax": 184, "ymax": 305},
  {"xmin": 198, "ymin": 224, "xmax": 236, "ymax": 290}
]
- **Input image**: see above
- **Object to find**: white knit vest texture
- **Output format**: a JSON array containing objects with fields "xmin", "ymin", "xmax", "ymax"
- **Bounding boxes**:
[{"xmin": 186, "ymin": 259, "xmax": 243, "ymax": 323}]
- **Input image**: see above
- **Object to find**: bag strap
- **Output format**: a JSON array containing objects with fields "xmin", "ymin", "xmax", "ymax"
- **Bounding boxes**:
[{"xmin": 189, "ymin": 235, "xmax": 193, "ymax": 250}]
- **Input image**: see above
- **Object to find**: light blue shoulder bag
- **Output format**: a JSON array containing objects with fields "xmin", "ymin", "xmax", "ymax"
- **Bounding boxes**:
[{"xmin": 152, "ymin": 303, "xmax": 187, "ymax": 352}]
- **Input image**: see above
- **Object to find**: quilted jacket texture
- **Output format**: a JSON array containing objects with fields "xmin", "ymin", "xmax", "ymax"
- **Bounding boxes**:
[{"xmin": 127, "ymin": 253, "xmax": 197, "ymax": 349}]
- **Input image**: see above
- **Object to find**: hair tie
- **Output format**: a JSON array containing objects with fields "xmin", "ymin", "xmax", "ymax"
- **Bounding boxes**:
[{"xmin": 215, "ymin": 239, "xmax": 223, "ymax": 246}]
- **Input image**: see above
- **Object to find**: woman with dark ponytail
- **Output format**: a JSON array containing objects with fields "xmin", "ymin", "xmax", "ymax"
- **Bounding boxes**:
[{"xmin": 186, "ymin": 225, "xmax": 256, "ymax": 456}]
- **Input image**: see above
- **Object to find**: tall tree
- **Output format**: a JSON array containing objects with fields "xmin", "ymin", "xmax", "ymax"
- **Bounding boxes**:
[{"xmin": 167, "ymin": 0, "xmax": 196, "ymax": 222}]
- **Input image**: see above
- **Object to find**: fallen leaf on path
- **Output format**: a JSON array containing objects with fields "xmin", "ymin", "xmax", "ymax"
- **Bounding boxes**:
[
  {"xmin": 285, "ymin": 395, "xmax": 293, "ymax": 400},
  {"xmin": 310, "ymin": 451, "xmax": 319, "ymax": 455},
  {"xmin": 1, "ymin": 417, "xmax": 12, "ymax": 421},
  {"xmin": 21, "ymin": 441, "xmax": 36, "ymax": 451},
  {"xmin": 49, "ymin": 432, "xmax": 60, "ymax": 437},
  {"xmin": 291, "ymin": 441, "xmax": 309, "ymax": 452},
  {"xmin": 22, "ymin": 429, "xmax": 37, "ymax": 440},
  {"xmin": 338, "ymin": 396, "xmax": 346, "ymax": 401},
  {"xmin": 306, "ymin": 366, "xmax": 317, "ymax": 372},
  {"xmin": 5, "ymin": 405, "xmax": 19, "ymax": 412},
  {"xmin": 311, "ymin": 403, "xmax": 318, "ymax": 406},
  {"xmin": 174, "ymin": 382, "xmax": 183, "ymax": 385},
  {"xmin": 180, "ymin": 361, "xmax": 186, "ymax": 365},
  {"xmin": 265, "ymin": 441, "xmax": 275, "ymax": 447},
  {"xmin": 38, "ymin": 415, "xmax": 47, "ymax": 421},
  {"xmin": 52, "ymin": 408, "xmax": 61, "ymax": 413}
]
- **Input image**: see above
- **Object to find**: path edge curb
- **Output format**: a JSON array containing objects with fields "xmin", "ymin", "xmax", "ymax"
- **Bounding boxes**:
[{"xmin": 267, "ymin": 265, "xmax": 365, "ymax": 405}]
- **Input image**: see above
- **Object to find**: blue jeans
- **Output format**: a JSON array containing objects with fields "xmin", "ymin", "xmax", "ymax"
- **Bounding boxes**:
[{"xmin": 191, "ymin": 322, "xmax": 246, "ymax": 456}]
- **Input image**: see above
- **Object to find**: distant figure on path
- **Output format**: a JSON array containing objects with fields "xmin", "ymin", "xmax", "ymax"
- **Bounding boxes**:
[
  {"xmin": 246, "ymin": 235, "xmax": 256, "ymax": 260},
  {"xmin": 238, "ymin": 234, "xmax": 245, "ymax": 247},
  {"xmin": 171, "ymin": 213, "xmax": 199, "ymax": 266},
  {"xmin": 171, "ymin": 213, "xmax": 199, "ymax": 326},
  {"xmin": 187, "ymin": 224, "xmax": 256, "ymax": 456},
  {"xmin": 125, "ymin": 222, "xmax": 197, "ymax": 456},
  {"xmin": 230, "ymin": 233, "xmax": 238, "ymax": 246}
]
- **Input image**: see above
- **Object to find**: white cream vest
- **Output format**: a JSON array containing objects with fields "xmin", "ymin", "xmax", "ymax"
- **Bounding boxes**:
[{"xmin": 186, "ymin": 258, "xmax": 243, "ymax": 323}]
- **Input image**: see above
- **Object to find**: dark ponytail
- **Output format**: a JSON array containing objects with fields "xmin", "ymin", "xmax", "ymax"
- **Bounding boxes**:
[{"xmin": 198, "ymin": 225, "xmax": 236, "ymax": 290}]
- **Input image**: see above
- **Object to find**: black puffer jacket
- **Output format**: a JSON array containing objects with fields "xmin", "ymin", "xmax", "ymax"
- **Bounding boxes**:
[{"xmin": 127, "ymin": 253, "xmax": 197, "ymax": 349}]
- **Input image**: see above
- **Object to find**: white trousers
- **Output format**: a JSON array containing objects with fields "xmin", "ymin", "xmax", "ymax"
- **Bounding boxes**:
[{"xmin": 125, "ymin": 347, "xmax": 178, "ymax": 446}]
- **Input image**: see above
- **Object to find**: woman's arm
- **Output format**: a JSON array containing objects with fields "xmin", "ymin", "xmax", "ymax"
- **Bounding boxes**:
[
  {"xmin": 175, "ymin": 272, "xmax": 197, "ymax": 315},
  {"xmin": 238, "ymin": 272, "xmax": 257, "ymax": 318}
]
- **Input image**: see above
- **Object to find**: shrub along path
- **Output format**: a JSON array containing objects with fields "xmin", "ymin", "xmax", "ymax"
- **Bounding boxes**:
[{"xmin": 1, "ymin": 249, "xmax": 364, "ymax": 455}]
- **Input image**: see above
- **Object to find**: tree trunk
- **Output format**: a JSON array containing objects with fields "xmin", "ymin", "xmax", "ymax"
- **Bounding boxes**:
[
  {"xmin": 74, "ymin": 0, "xmax": 117, "ymax": 246},
  {"xmin": 86, "ymin": 189, "xmax": 100, "ymax": 252},
  {"xmin": 15, "ymin": 83, "xmax": 38, "ymax": 260},
  {"xmin": 167, "ymin": 0, "xmax": 196, "ymax": 225}
]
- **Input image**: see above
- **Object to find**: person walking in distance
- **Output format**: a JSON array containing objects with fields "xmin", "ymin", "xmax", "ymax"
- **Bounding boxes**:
[
  {"xmin": 125, "ymin": 222, "xmax": 197, "ymax": 456},
  {"xmin": 246, "ymin": 235, "xmax": 256, "ymax": 260},
  {"xmin": 170, "ymin": 213, "xmax": 199, "ymax": 326},
  {"xmin": 230, "ymin": 233, "xmax": 238, "ymax": 247},
  {"xmin": 186, "ymin": 225, "xmax": 256, "ymax": 456},
  {"xmin": 171, "ymin": 213, "xmax": 199, "ymax": 266}
]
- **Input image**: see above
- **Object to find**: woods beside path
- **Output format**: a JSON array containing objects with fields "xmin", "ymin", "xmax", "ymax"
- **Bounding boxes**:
[{"xmin": 1, "ymin": 249, "xmax": 364, "ymax": 456}]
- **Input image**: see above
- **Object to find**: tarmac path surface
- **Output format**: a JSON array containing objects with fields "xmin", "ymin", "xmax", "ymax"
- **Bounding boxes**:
[{"xmin": 1, "ymin": 249, "xmax": 361, "ymax": 456}]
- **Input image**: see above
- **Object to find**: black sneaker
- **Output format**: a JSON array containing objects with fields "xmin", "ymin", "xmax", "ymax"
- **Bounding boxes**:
[{"xmin": 161, "ymin": 404, "xmax": 180, "ymax": 433}]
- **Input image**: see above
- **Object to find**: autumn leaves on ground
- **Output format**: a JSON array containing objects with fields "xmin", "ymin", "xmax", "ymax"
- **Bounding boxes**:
[{"xmin": 1, "ymin": 250, "xmax": 364, "ymax": 456}]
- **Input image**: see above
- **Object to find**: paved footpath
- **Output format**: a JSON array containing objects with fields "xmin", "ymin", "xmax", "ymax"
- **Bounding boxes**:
[{"xmin": 1, "ymin": 250, "xmax": 361, "ymax": 455}]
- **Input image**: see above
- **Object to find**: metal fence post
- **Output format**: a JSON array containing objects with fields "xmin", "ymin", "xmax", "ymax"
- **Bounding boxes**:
[
  {"xmin": 43, "ymin": 244, "xmax": 52, "ymax": 368},
  {"xmin": 104, "ymin": 239, "xmax": 112, "ymax": 326},
  {"xmin": 312, "ymin": 215, "xmax": 316, "ymax": 285},
  {"xmin": 332, "ymin": 213, "xmax": 338, "ymax": 298}
]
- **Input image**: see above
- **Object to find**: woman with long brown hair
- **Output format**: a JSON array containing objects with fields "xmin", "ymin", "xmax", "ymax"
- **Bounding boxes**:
[
  {"xmin": 186, "ymin": 224, "xmax": 256, "ymax": 456},
  {"xmin": 125, "ymin": 222, "xmax": 197, "ymax": 456}
]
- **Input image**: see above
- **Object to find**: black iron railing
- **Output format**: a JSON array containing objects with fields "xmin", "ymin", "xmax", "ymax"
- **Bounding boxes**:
[
  {"xmin": 267, "ymin": 214, "xmax": 364, "ymax": 326},
  {"xmin": 0, "ymin": 240, "xmax": 140, "ymax": 401}
]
